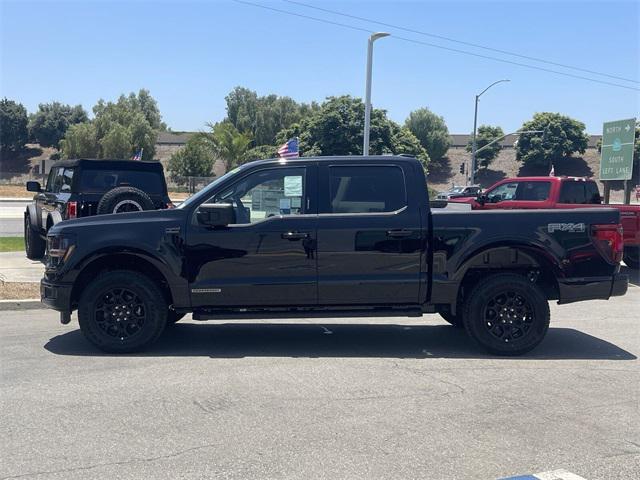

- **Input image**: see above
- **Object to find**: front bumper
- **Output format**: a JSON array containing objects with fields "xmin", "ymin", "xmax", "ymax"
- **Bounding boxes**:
[
  {"xmin": 40, "ymin": 278, "xmax": 73, "ymax": 312},
  {"xmin": 558, "ymin": 273, "xmax": 628, "ymax": 304}
]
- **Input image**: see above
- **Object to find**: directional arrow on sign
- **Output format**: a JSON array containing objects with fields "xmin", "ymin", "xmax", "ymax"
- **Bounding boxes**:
[{"xmin": 625, "ymin": 124, "xmax": 631, "ymax": 132}]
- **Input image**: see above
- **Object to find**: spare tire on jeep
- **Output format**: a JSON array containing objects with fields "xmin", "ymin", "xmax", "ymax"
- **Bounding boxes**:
[{"xmin": 96, "ymin": 186, "xmax": 155, "ymax": 215}]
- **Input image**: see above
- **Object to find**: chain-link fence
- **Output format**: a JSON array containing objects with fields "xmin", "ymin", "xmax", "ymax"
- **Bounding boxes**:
[
  {"xmin": 166, "ymin": 176, "xmax": 217, "ymax": 194},
  {"xmin": 0, "ymin": 171, "xmax": 44, "ymax": 185}
]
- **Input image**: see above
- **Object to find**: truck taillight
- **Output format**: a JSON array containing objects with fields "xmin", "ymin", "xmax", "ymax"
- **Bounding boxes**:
[
  {"xmin": 66, "ymin": 201, "xmax": 77, "ymax": 219},
  {"xmin": 592, "ymin": 224, "xmax": 623, "ymax": 263}
]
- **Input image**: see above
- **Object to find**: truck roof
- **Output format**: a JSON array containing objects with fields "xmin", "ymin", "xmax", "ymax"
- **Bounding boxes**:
[
  {"xmin": 245, "ymin": 155, "xmax": 420, "ymax": 168},
  {"xmin": 51, "ymin": 158, "xmax": 164, "ymax": 171},
  {"xmin": 504, "ymin": 176, "xmax": 595, "ymax": 183}
]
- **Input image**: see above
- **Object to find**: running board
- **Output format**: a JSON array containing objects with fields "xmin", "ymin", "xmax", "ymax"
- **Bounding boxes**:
[{"xmin": 192, "ymin": 306, "xmax": 424, "ymax": 321}]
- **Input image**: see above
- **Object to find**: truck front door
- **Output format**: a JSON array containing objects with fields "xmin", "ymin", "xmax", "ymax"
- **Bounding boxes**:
[
  {"xmin": 185, "ymin": 164, "xmax": 318, "ymax": 308},
  {"xmin": 315, "ymin": 163, "xmax": 423, "ymax": 305}
]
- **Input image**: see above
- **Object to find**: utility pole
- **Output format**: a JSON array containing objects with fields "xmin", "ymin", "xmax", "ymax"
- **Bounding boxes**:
[
  {"xmin": 363, "ymin": 32, "xmax": 390, "ymax": 156},
  {"xmin": 470, "ymin": 79, "xmax": 510, "ymax": 184}
]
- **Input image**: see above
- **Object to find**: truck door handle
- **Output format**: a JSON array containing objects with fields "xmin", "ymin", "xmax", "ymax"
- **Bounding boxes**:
[
  {"xmin": 386, "ymin": 229, "xmax": 413, "ymax": 238},
  {"xmin": 281, "ymin": 231, "xmax": 310, "ymax": 240}
]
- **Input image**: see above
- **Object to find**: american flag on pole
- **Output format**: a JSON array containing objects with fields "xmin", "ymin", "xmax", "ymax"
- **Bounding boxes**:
[
  {"xmin": 277, "ymin": 138, "xmax": 299, "ymax": 158},
  {"xmin": 132, "ymin": 148, "xmax": 143, "ymax": 161}
]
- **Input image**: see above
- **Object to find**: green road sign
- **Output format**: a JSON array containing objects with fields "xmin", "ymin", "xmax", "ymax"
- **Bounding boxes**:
[{"xmin": 600, "ymin": 118, "xmax": 636, "ymax": 181}]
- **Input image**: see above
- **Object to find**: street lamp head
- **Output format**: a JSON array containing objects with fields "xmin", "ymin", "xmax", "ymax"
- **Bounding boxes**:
[
  {"xmin": 370, "ymin": 32, "xmax": 390, "ymax": 42},
  {"xmin": 478, "ymin": 79, "xmax": 511, "ymax": 98}
]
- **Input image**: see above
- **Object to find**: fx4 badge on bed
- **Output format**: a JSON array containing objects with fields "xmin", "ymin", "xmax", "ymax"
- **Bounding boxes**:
[{"xmin": 547, "ymin": 222, "xmax": 586, "ymax": 233}]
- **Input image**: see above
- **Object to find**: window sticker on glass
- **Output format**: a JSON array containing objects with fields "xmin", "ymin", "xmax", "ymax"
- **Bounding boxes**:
[
  {"xmin": 290, "ymin": 197, "xmax": 301, "ymax": 208},
  {"xmin": 279, "ymin": 198, "xmax": 291, "ymax": 210},
  {"xmin": 284, "ymin": 176, "xmax": 303, "ymax": 197}
]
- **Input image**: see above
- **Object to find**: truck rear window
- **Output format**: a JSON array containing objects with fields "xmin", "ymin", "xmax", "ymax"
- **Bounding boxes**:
[
  {"xmin": 79, "ymin": 169, "xmax": 164, "ymax": 194},
  {"xmin": 328, "ymin": 165, "xmax": 406, "ymax": 213},
  {"xmin": 559, "ymin": 181, "xmax": 601, "ymax": 204}
]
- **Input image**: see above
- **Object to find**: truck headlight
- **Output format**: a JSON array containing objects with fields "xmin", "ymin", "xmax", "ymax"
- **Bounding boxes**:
[{"xmin": 47, "ymin": 234, "xmax": 76, "ymax": 263}]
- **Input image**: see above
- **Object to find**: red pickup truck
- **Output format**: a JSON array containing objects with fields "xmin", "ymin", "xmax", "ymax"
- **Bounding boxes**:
[{"xmin": 450, "ymin": 176, "xmax": 640, "ymax": 269}]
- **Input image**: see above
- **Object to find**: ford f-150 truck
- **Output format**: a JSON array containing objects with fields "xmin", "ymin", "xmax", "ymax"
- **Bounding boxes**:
[
  {"xmin": 41, "ymin": 156, "xmax": 628, "ymax": 355},
  {"xmin": 449, "ymin": 176, "xmax": 640, "ymax": 269}
]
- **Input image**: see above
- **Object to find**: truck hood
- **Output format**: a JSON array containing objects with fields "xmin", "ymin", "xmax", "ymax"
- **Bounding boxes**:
[{"xmin": 49, "ymin": 208, "xmax": 186, "ymax": 236}]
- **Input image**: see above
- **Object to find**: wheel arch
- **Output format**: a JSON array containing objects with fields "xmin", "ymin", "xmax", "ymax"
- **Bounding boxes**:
[
  {"xmin": 452, "ymin": 243, "xmax": 561, "ymax": 313},
  {"xmin": 70, "ymin": 250, "xmax": 179, "ymax": 310},
  {"xmin": 47, "ymin": 211, "xmax": 63, "ymax": 231}
]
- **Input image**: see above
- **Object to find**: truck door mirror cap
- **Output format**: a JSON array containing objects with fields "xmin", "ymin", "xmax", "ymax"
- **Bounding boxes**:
[
  {"xmin": 26, "ymin": 181, "xmax": 42, "ymax": 193},
  {"xmin": 197, "ymin": 203, "xmax": 236, "ymax": 227},
  {"xmin": 477, "ymin": 194, "xmax": 488, "ymax": 205}
]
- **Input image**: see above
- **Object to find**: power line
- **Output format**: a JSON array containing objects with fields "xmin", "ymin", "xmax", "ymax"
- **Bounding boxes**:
[
  {"xmin": 285, "ymin": 0, "xmax": 638, "ymax": 85},
  {"xmin": 232, "ymin": 0, "xmax": 640, "ymax": 92}
]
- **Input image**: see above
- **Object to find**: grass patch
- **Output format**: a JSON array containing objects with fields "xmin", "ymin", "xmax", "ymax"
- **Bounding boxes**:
[{"xmin": 0, "ymin": 237, "xmax": 24, "ymax": 252}]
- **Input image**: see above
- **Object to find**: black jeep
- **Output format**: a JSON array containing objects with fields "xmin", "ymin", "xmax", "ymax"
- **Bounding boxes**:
[{"xmin": 24, "ymin": 158, "xmax": 172, "ymax": 259}]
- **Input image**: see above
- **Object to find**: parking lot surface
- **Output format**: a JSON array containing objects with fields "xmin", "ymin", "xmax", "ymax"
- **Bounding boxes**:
[{"xmin": 1, "ymin": 282, "xmax": 638, "ymax": 480}]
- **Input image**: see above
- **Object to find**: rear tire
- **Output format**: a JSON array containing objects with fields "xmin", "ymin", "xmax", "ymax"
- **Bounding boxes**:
[
  {"xmin": 24, "ymin": 214, "xmax": 45, "ymax": 260},
  {"xmin": 463, "ymin": 273, "xmax": 550, "ymax": 356},
  {"xmin": 623, "ymin": 247, "xmax": 639, "ymax": 270},
  {"xmin": 96, "ymin": 186, "xmax": 155, "ymax": 215},
  {"xmin": 78, "ymin": 270, "xmax": 167, "ymax": 353}
]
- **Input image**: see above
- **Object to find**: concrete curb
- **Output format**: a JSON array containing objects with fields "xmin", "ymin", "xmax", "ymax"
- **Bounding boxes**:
[
  {"xmin": 0, "ymin": 197, "xmax": 31, "ymax": 202},
  {"xmin": 0, "ymin": 299, "xmax": 43, "ymax": 311}
]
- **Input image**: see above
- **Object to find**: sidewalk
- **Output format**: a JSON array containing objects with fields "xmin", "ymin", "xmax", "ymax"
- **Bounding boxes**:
[{"xmin": 0, "ymin": 251, "xmax": 44, "ymax": 283}]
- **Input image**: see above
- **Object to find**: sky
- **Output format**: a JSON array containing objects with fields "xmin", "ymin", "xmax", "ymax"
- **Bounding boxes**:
[{"xmin": 1, "ymin": 0, "xmax": 638, "ymax": 134}]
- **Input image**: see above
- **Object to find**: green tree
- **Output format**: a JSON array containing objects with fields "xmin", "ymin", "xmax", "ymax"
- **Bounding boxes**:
[
  {"xmin": 516, "ymin": 112, "xmax": 588, "ymax": 169},
  {"xmin": 466, "ymin": 125, "xmax": 504, "ymax": 168},
  {"xmin": 59, "ymin": 123, "xmax": 99, "ymax": 158},
  {"xmin": 100, "ymin": 123, "xmax": 132, "ymax": 158},
  {"xmin": 0, "ymin": 98, "xmax": 28, "ymax": 152},
  {"xmin": 225, "ymin": 86, "xmax": 319, "ymax": 147},
  {"xmin": 168, "ymin": 137, "xmax": 215, "ymax": 177},
  {"xmin": 243, "ymin": 144, "xmax": 278, "ymax": 163},
  {"xmin": 28, "ymin": 102, "xmax": 88, "ymax": 148},
  {"xmin": 404, "ymin": 107, "xmax": 451, "ymax": 161},
  {"xmin": 61, "ymin": 89, "xmax": 164, "ymax": 160},
  {"xmin": 275, "ymin": 96, "xmax": 429, "ymax": 168},
  {"xmin": 389, "ymin": 126, "xmax": 430, "ymax": 169},
  {"xmin": 202, "ymin": 121, "xmax": 252, "ymax": 171}
]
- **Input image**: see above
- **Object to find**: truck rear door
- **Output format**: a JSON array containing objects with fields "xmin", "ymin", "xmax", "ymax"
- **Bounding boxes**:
[{"xmin": 315, "ymin": 162, "xmax": 423, "ymax": 305}]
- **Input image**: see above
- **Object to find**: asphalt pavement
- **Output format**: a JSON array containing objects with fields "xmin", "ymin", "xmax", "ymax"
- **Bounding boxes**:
[
  {"xmin": 0, "ymin": 200, "xmax": 28, "ymax": 236},
  {"xmin": 1, "ymin": 284, "xmax": 638, "ymax": 480}
]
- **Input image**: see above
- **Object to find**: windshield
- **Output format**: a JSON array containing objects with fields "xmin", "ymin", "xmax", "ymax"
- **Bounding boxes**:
[
  {"xmin": 176, "ymin": 165, "xmax": 245, "ymax": 209},
  {"xmin": 450, "ymin": 186, "xmax": 465, "ymax": 193}
]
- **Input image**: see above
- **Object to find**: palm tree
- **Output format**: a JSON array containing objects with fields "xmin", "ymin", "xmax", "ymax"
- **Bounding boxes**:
[{"xmin": 199, "ymin": 121, "xmax": 252, "ymax": 172}]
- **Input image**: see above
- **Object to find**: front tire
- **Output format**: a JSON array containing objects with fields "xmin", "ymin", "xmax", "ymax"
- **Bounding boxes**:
[
  {"xmin": 78, "ymin": 270, "xmax": 167, "ymax": 353},
  {"xmin": 463, "ymin": 273, "xmax": 550, "ymax": 356},
  {"xmin": 24, "ymin": 214, "xmax": 45, "ymax": 260},
  {"xmin": 623, "ymin": 247, "xmax": 640, "ymax": 270}
]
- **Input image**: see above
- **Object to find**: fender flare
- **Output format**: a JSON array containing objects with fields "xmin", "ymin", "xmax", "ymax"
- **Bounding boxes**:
[
  {"xmin": 442, "ymin": 243, "xmax": 562, "ymax": 314},
  {"xmin": 47, "ymin": 211, "xmax": 63, "ymax": 230}
]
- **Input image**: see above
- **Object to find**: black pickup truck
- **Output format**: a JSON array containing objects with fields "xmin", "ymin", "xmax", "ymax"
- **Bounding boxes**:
[{"xmin": 41, "ymin": 156, "xmax": 628, "ymax": 355}]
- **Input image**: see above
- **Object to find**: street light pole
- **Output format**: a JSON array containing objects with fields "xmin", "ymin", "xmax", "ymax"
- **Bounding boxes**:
[
  {"xmin": 470, "ymin": 79, "xmax": 510, "ymax": 184},
  {"xmin": 363, "ymin": 32, "xmax": 390, "ymax": 156}
]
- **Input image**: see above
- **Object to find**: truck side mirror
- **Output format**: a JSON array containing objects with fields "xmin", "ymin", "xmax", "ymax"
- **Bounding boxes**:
[
  {"xmin": 477, "ymin": 194, "xmax": 487, "ymax": 205},
  {"xmin": 196, "ymin": 203, "xmax": 236, "ymax": 227},
  {"xmin": 26, "ymin": 181, "xmax": 42, "ymax": 193}
]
